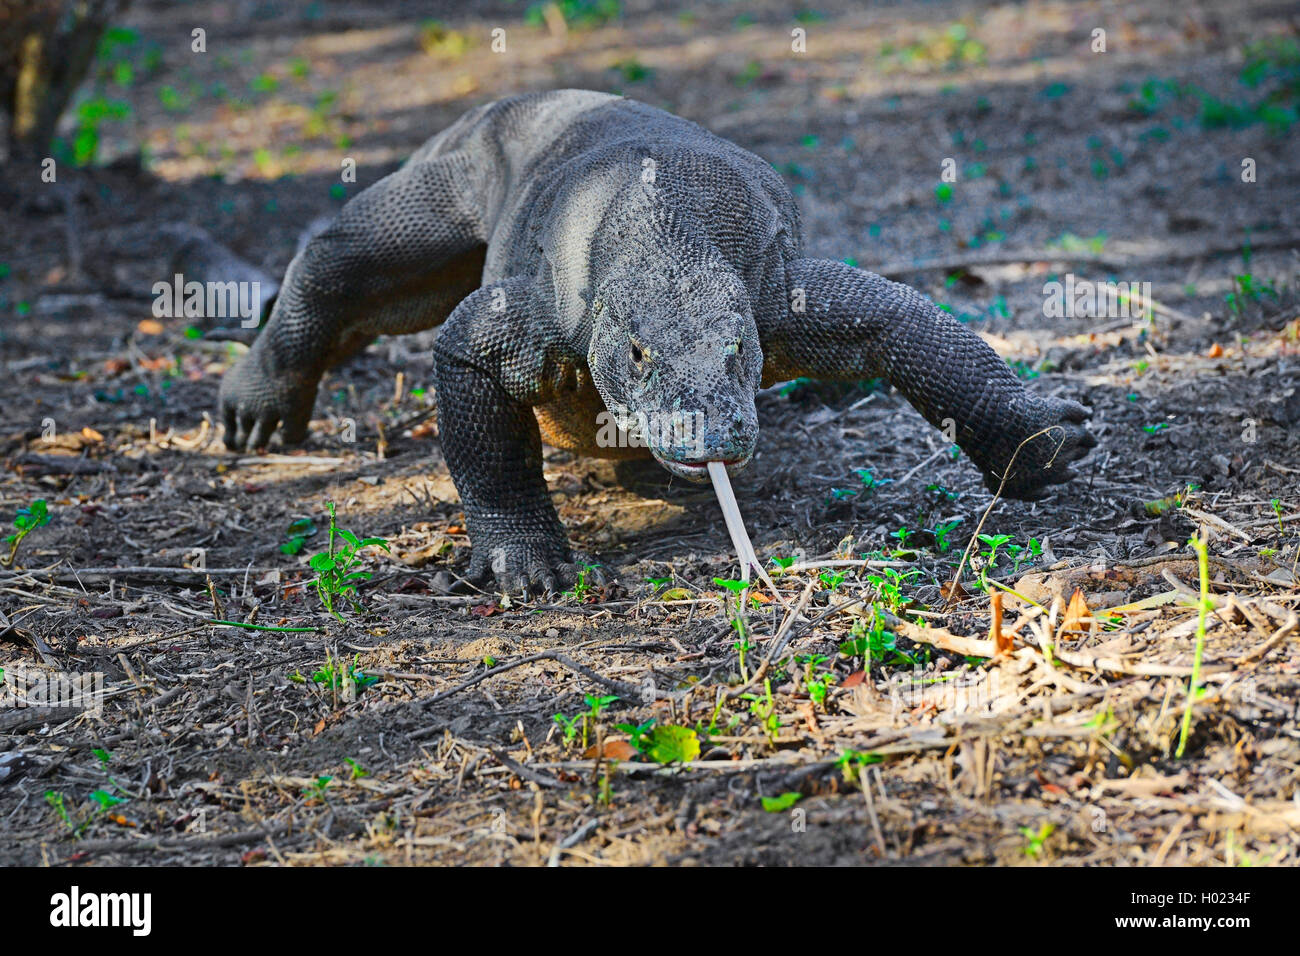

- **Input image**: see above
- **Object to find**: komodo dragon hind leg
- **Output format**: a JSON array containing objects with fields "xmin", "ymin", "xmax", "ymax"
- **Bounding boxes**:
[
  {"xmin": 761, "ymin": 258, "xmax": 1096, "ymax": 499},
  {"xmin": 220, "ymin": 151, "xmax": 486, "ymax": 450}
]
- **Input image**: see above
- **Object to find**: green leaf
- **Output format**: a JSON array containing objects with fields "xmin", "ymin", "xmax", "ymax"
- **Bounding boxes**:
[
  {"xmin": 89, "ymin": 789, "xmax": 127, "ymax": 809},
  {"xmin": 309, "ymin": 553, "xmax": 336, "ymax": 572},
  {"xmin": 761, "ymin": 791, "xmax": 803, "ymax": 812},
  {"xmin": 644, "ymin": 725, "xmax": 700, "ymax": 765}
]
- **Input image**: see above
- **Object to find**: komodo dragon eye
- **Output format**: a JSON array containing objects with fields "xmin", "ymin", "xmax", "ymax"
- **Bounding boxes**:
[{"xmin": 630, "ymin": 342, "xmax": 644, "ymax": 366}]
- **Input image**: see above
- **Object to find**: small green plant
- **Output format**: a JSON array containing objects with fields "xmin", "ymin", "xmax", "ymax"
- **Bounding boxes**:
[
  {"xmin": 834, "ymin": 749, "xmax": 883, "ymax": 782},
  {"xmin": 732, "ymin": 622, "xmax": 754, "ymax": 682},
  {"xmin": 742, "ymin": 679, "xmax": 781, "ymax": 744},
  {"xmin": 344, "ymin": 758, "xmax": 369, "ymax": 780},
  {"xmin": 933, "ymin": 519, "xmax": 962, "ymax": 553},
  {"xmin": 311, "ymin": 651, "xmax": 378, "ymax": 693},
  {"xmin": 1226, "ymin": 273, "xmax": 1279, "ymax": 314},
  {"xmin": 855, "ymin": 469, "xmax": 892, "ymax": 495},
  {"xmin": 580, "ymin": 693, "xmax": 619, "ymax": 750},
  {"xmin": 565, "ymin": 564, "xmax": 602, "ymax": 601},
  {"xmin": 818, "ymin": 569, "xmax": 846, "ymax": 591},
  {"xmin": 1270, "ymin": 498, "xmax": 1285, "ymax": 534},
  {"xmin": 553, "ymin": 711, "xmax": 581, "ymax": 748},
  {"xmin": 798, "ymin": 654, "xmax": 834, "ymax": 709},
  {"xmin": 302, "ymin": 775, "xmax": 333, "ymax": 801},
  {"xmin": 1175, "ymin": 534, "xmax": 1213, "ymax": 759},
  {"xmin": 842, "ymin": 606, "xmax": 919, "ymax": 668},
  {"xmin": 3, "ymin": 499, "xmax": 49, "ymax": 566},
  {"xmin": 614, "ymin": 717, "xmax": 656, "ymax": 751},
  {"xmin": 280, "ymin": 517, "xmax": 317, "ymax": 555},
  {"xmin": 46, "ymin": 791, "xmax": 76, "ymax": 834},
  {"xmin": 308, "ymin": 502, "xmax": 390, "ymax": 621},
  {"xmin": 1020, "ymin": 822, "xmax": 1055, "ymax": 858},
  {"xmin": 864, "ymin": 567, "xmax": 919, "ymax": 613}
]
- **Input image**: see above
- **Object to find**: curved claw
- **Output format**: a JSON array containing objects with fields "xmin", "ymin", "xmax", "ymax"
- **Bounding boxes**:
[
  {"xmin": 984, "ymin": 395, "xmax": 1098, "ymax": 501},
  {"xmin": 464, "ymin": 539, "xmax": 605, "ymax": 599},
  {"xmin": 219, "ymin": 348, "xmax": 316, "ymax": 451}
]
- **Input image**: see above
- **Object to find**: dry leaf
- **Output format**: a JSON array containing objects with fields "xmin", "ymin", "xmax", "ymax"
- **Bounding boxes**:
[
  {"xmin": 1060, "ymin": 588, "xmax": 1094, "ymax": 634},
  {"xmin": 582, "ymin": 740, "xmax": 638, "ymax": 761},
  {"xmin": 939, "ymin": 579, "xmax": 970, "ymax": 602},
  {"xmin": 1206, "ymin": 342, "xmax": 1224, "ymax": 358},
  {"xmin": 137, "ymin": 319, "xmax": 165, "ymax": 335},
  {"xmin": 839, "ymin": 670, "xmax": 866, "ymax": 688}
]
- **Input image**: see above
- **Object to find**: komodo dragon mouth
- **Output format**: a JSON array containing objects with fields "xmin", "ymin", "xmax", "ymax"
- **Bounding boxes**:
[{"xmin": 655, "ymin": 455, "xmax": 749, "ymax": 482}]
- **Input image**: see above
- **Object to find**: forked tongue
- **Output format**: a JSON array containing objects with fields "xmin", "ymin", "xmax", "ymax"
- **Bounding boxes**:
[{"xmin": 706, "ymin": 461, "xmax": 786, "ymax": 604}]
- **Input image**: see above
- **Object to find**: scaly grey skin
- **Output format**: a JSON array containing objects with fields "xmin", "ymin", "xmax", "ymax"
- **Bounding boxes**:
[{"xmin": 220, "ymin": 90, "xmax": 1096, "ymax": 595}]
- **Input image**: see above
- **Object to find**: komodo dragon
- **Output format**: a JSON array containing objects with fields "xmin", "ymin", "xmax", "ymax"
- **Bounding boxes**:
[{"xmin": 220, "ymin": 89, "xmax": 1096, "ymax": 595}]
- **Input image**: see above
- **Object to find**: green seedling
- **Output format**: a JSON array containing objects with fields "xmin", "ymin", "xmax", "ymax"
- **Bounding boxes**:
[
  {"xmin": 834, "ymin": 749, "xmax": 883, "ymax": 782},
  {"xmin": 818, "ymin": 570, "xmax": 846, "ymax": 591},
  {"xmin": 855, "ymin": 469, "xmax": 891, "ymax": 494},
  {"xmin": 733, "ymin": 620, "xmax": 753, "ymax": 683},
  {"xmin": 864, "ymin": 567, "xmax": 919, "ymax": 613},
  {"xmin": 46, "ymin": 791, "xmax": 77, "ymax": 834},
  {"xmin": 344, "ymin": 758, "xmax": 369, "ymax": 780},
  {"xmin": 302, "ymin": 775, "xmax": 333, "ymax": 801},
  {"xmin": 973, "ymin": 533, "xmax": 1015, "ymax": 590},
  {"xmin": 842, "ymin": 606, "xmax": 918, "ymax": 668},
  {"xmin": 1270, "ymin": 498, "xmax": 1285, "ymax": 534},
  {"xmin": 889, "ymin": 528, "xmax": 920, "ymax": 548},
  {"xmin": 3, "ymin": 499, "xmax": 49, "ymax": 566},
  {"xmin": 933, "ymin": 519, "xmax": 962, "ymax": 553},
  {"xmin": 553, "ymin": 712, "xmax": 581, "ymax": 749},
  {"xmin": 614, "ymin": 717, "xmax": 656, "ymax": 752},
  {"xmin": 1020, "ymin": 822, "xmax": 1055, "ymax": 858},
  {"xmin": 1176, "ymin": 534, "xmax": 1213, "ymax": 759},
  {"xmin": 797, "ymin": 654, "xmax": 834, "ymax": 709},
  {"xmin": 308, "ymin": 502, "xmax": 390, "ymax": 621},
  {"xmin": 580, "ymin": 693, "xmax": 619, "ymax": 750},
  {"xmin": 741, "ymin": 679, "xmax": 781, "ymax": 744},
  {"xmin": 565, "ymin": 564, "xmax": 602, "ymax": 601},
  {"xmin": 280, "ymin": 517, "xmax": 318, "ymax": 555},
  {"xmin": 311, "ymin": 651, "xmax": 377, "ymax": 693}
]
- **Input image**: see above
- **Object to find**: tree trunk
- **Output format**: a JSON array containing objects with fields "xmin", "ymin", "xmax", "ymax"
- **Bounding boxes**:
[{"xmin": 0, "ymin": 0, "xmax": 132, "ymax": 161}]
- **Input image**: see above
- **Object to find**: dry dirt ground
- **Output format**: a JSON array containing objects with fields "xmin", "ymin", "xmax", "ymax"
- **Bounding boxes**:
[{"xmin": 1, "ymin": 0, "xmax": 1299, "ymax": 866}]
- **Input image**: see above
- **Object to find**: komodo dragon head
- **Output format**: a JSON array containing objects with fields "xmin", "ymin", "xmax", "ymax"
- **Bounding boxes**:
[{"xmin": 586, "ymin": 262, "xmax": 764, "ymax": 483}]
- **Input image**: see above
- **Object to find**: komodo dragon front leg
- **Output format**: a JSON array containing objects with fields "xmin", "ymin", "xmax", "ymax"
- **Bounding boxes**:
[
  {"xmin": 431, "ymin": 278, "xmax": 601, "ymax": 594},
  {"xmin": 220, "ymin": 153, "xmax": 485, "ymax": 449},
  {"xmin": 763, "ymin": 258, "xmax": 1096, "ymax": 499}
]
